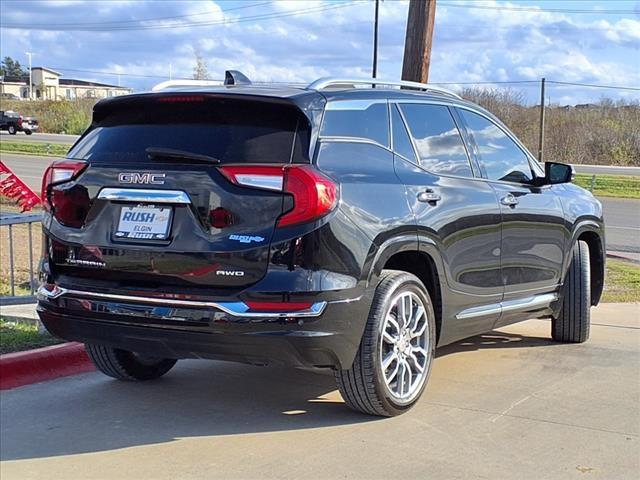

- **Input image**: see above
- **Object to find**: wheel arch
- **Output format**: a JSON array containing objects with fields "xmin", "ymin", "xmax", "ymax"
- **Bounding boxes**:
[{"xmin": 369, "ymin": 235, "xmax": 444, "ymax": 343}]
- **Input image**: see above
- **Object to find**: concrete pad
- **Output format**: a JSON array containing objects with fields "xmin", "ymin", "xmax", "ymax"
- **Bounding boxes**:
[
  {"xmin": 0, "ymin": 303, "xmax": 38, "ymax": 323},
  {"xmin": 1, "ymin": 304, "xmax": 639, "ymax": 480}
]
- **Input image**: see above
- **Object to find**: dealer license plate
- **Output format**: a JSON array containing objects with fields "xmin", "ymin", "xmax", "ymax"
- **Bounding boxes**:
[{"xmin": 115, "ymin": 206, "xmax": 172, "ymax": 240}]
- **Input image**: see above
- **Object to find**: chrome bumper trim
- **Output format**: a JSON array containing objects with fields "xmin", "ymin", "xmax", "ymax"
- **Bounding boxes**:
[
  {"xmin": 97, "ymin": 188, "xmax": 191, "ymax": 204},
  {"xmin": 37, "ymin": 285, "xmax": 327, "ymax": 318}
]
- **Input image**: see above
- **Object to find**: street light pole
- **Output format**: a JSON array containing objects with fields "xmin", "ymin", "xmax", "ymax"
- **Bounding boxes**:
[{"xmin": 25, "ymin": 52, "xmax": 33, "ymax": 100}]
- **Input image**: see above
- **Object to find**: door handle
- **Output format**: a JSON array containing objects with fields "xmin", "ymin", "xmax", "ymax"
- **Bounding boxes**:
[
  {"xmin": 417, "ymin": 190, "xmax": 441, "ymax": 204},
  {"xmin": 500, "ymin": 194, "xmax": 519, "ymax": 207}
]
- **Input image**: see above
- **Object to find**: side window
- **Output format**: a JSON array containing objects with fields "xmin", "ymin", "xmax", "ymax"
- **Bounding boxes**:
[
  {"xmin": 391, "ymin": 104, "xmax": 417, "ymax": 162},
  {"xmin": 399, "ymin": 104, "xmax": 473, "ymax": 178},
  {"xmin": 320, "ymin": 100, "xmax": 389, "ymax": 147},
  {"xmin": 458, "ymin": 109, "xmax": 533, "ymax": 184}
]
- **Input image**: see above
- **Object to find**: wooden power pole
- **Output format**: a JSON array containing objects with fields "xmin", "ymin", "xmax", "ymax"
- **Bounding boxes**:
[{"xmin": 401, "ymin": 0, "xmax": 437, "ymax": 83}]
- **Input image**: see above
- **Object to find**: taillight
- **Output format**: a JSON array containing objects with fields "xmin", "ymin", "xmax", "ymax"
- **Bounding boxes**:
[
  {"xmin": 219, "ymin": 165, "xmax": 338, "ymax": 227},
  {"xmin": 41, "ymin": 160, "xmax": 90, "ymax": 228}
]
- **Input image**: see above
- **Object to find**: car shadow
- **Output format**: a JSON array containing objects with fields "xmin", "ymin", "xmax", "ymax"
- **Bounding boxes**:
[{"xmin": 1, "ymin": 328, "xmax": 556, "ymax": 461}]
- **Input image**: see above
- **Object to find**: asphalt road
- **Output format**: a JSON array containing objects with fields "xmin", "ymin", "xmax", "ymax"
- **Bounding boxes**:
[
  {"xmin": 0, "ymin": 131, "xmax": 78, "ymax": 145},
  {"xmin": 573, "ymin": 164, "xmax": 640, "ymax": 176},
  {"xmin": 1, "ymin": 152, "xmax": 638, "ymax": 254},
  {"xmin": 1, "ymin": 306, "xmax": 638, "ymax": 480}
]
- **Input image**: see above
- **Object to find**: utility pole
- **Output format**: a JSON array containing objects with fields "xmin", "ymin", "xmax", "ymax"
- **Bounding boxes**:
[
  {"xmin": 372, "ymin": 0, "xmax": 380, "ymax": 78},
  {"xmin": 538, "ymin": 77, "xmax": 546, "ymax": 162},
  {"xmin": 401, "ymin": 0, "xmax": 436, "ymax": 83},
  {"xmin": 25, "ymin": 52, "xmax": 33, "ymax": 100}
]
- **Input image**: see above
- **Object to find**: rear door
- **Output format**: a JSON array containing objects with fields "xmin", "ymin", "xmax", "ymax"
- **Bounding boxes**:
[
  {"xmin": 392, "ymin": 102, "xmax": 503, "ymax": 341},
  {"xmin": 46, "ymin": 94, "xmax": 311, "ymax": 292},
  {"xmin": 456, "ymin": 108, "xmax": 566, "ymax": 308}
]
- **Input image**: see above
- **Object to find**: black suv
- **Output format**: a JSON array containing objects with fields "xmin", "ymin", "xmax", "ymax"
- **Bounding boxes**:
[{"xmin": 37, "ymin": 74, "xmax": 605, "ymax": 416}]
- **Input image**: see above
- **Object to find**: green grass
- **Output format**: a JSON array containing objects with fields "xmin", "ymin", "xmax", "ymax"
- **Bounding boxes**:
[
  {"xmin": 0, "ymin": 141, "xmax": 71, "ymax": 157},
  {"xmin": 574, "ymin": 174, "xmax": 640, "ymax": 199},
  {"xmin": 0, "ymin": 319, "xmax": 63, "ymax": 354},
  {"xmin": 602, "ymin": 259, "xmax": 640, "ymax": 303}
]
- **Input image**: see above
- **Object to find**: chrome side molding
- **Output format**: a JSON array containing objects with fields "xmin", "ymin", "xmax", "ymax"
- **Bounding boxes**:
[
  {"xmin": 456, "ymin": 293, "xmax": 558, "ymax": 320},
  {"xmin": 97, "ymin": 188, "xmax": 191, "ymax": 204},
  {"xmin": 37, "ymin": 285, "xmax": 327, "ymax": 318}
]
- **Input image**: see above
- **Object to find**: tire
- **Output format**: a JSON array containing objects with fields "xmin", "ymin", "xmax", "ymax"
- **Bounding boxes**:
[
  {"xmin": 335, "ymin": 270, "xmax": 436, "ymax": 416},
  {"xmin": 85, "ymin": 344, "xmax": 177, "ymax": 381},
  {"xmin": 7, "ymin": 125, "xmax": 16, "ymax": 135},
  {"xmin": 552, "ymin": 240, "xmax": 591, "ymax": 343},
  {"xmin": 24, "ymin": 130, "xmax": 32, "ymax": 135}
]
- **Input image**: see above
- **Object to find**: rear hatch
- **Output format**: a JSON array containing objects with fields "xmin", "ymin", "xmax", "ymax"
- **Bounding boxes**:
[{"xmin": 43, "ymin": 93, "xmax": 312, "ymax": 292}]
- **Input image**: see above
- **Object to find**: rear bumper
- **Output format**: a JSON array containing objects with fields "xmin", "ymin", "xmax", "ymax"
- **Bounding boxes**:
[{"xmin": 37, "ymin": 286, "xmax": 372, "ymax": 369}]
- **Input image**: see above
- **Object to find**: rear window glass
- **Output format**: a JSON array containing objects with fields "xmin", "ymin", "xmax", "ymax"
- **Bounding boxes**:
[
  {"xmin": 320, "ymin": 101, "xmax": 389, "ymax": 147},
  {"xmin": 68, "ymin": 97, "xmax": 310, "ymax": 164}
]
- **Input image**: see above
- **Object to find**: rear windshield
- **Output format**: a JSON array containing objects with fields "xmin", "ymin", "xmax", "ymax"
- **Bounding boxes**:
[{"xmin": 68, "ymin": 97, "xmax": 310, "ymax": 164}]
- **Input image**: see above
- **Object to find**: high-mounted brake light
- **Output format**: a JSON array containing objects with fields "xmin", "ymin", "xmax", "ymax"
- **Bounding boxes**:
[
  {"xmin": 156, "ymin": 95, "xmax": 205, "ymax": 103},
  {"xmin": 219, "ymin": 165, "xmax": 338, "ymax": 227},
  {"xmin": 41, "ymin": 160, "xmax": 89, "ymax": 227}
]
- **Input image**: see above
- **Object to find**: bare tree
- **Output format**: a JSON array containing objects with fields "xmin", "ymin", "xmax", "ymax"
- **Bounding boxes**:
[{"xmin": 192, "ymin": 52, "xmax": 210, "ymax": 80}]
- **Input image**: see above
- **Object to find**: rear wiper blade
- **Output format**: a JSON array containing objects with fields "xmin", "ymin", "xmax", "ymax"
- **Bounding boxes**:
[{"xmin": 145, "ymin": 147, "xmax": 221, "ymax": 164}]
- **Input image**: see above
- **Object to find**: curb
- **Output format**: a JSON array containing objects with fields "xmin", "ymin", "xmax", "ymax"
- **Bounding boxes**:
[
  {"xmin": 606, "ymin": 252, "xmax": 640, "ymax": 264},
  {"xmin": 0, "ymin": 342, "xmax": 94, "ymax": 391}
]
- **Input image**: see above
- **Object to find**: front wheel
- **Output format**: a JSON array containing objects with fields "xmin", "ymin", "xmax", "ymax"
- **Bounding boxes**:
[
  {"xmin": 552, "ymin": 240, "xmax": 591, "ymax": 343},
  {"xmin": 85, "ymin": 344, "xmax": 177, "ymax": 381},
  {"xmin": 335, "ymin": 270, "xmax": 436, "ymax": 416}
]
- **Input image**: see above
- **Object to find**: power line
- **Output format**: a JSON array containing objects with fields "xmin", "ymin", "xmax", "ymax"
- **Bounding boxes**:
[
  {"xmin": 1, "ymin": 1, "xmax": 364, "ymax": 32},
  {"xmin": 439, "ymin": 2, "xmax": 637, "ymax": 15},
  {"xmin": 547, "ymin": 80, "xmax": 640, "ymax": 91}
]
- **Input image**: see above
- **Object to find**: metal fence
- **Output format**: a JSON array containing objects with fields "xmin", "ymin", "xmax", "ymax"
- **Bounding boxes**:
[{"xmin": 0, "ymin": 212, "xmax": 42, "ymax": 306}]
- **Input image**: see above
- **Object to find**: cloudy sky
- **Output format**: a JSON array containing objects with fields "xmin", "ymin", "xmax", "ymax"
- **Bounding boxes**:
[{"xmin": 1, "ymin": 0, "xmax": 639, "ymax": 104}]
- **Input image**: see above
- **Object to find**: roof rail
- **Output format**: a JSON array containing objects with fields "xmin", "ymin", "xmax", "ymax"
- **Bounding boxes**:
[{"xmin": 307, "ymin": 77, "xmax": 461, "ymax": 99}]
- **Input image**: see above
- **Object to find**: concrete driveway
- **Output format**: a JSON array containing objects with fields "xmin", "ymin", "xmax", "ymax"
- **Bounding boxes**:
[{"xmin": 1, "ymin": 303, "xmax": 639, "ymax": 480}]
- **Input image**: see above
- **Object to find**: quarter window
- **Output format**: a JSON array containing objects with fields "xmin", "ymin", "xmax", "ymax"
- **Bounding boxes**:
[
  {"xmin": 458, "ymin": 109, "xmax": 533, "ymax": 184},
  {"xmin": 320, "ymin": 101, "xmax": 389, "ymax": 147},
  {"xmin": 399, "ymin": 104, "xmax": 473, "ymax": 178},
  {"xmin": 391, "ymin": 105, "xmax": 417, "ymax": 162}
]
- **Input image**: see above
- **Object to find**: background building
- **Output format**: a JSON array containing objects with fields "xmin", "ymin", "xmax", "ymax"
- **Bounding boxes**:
[{"xmin": 0, "ymin": 66, "xmax": 132, "ymax": 100}]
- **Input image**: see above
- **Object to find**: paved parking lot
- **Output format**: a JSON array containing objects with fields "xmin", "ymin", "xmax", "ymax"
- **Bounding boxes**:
[{"xmin": 1, "ymin": 303, "xmax": 638, "ymax": 480}]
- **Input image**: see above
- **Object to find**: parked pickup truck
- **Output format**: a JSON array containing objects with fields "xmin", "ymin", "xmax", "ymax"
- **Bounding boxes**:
[{"xmin": 0, "ymin": 110, "xmax": 39, "ymax": 135}]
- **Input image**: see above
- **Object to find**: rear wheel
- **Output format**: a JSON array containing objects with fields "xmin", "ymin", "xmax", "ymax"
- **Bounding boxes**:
[
  {"xmin": 24, "ymin": 130, "xmax": 32, "ymax": 135},
  {"xmin": 335, "ymin": 270, "xmax": 436, "ymax": 416},
  {"xmin": 85, "ymin": 344, "xmax": 177, "ymax": 381},
  {"xmin": 552, "ymin": 240, "xmax": 591, "ymax": 343},
  {"xmin": 7, "ymin": 125, "xmax": 16, "ymax": 135}
]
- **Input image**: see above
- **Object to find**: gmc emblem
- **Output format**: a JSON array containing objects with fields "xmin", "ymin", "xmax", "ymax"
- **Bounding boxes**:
[{"xmin": 118, "ymin": 172, "xmax": 166, "ymax": 185}]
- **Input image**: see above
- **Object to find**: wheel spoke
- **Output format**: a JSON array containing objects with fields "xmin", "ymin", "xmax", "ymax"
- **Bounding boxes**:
[
  {"xmin": 382, "ymin": 351, "xmax": 397, "ymax": 371},
  {"xmin": 397, "ymin": 360, "xmax": 406, "ymax": 395},
  {"xmin": 385, "ymin": 359, "xmax": 400, "ymax": 385},
  {"xmin": 407, "ymin": 352, "xmax": 425, "ymax": 373},
  {"xmin": 386, "ymin": 315, "xmax": 401, "ymax": 334},
  {"xmin": 409, "ymin": 305, "xmax": 426, "ymax": 338},
  {"xmin": 382, "ymin": 330, "xmax": 396, "ymax": 345}
]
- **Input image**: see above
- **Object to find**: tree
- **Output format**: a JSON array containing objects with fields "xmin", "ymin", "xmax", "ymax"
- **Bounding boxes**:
[
  {"xmin": 192, "ymin": 52, "xmax": 210, "ymax": 80},
  {"xmin": 0, "ymin": 56, "xmax": 28, "ymax": 78}
]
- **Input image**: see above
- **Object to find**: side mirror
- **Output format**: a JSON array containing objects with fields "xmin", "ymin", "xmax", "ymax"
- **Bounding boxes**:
[{"xmin": 544, "ymin": 162, "xmax": 573, "ymax": 185}]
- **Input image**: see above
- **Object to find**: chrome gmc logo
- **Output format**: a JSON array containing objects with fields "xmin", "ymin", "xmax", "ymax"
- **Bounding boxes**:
[{"xmin": 118, "ymin": 172, "xmax": 166, "ymax": 185}]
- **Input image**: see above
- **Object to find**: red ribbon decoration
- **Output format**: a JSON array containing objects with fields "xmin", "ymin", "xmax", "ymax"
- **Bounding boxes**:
[{"xmin": 0, "ymin": 161, "xmax": 41, "ymax": 212}]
